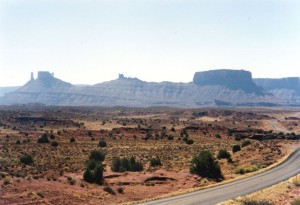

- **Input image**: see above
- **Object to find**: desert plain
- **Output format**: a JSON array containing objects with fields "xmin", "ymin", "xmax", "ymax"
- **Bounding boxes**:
[{"xmin": 0, "ymin": 105, "xmax": 300, "ymax": 205}]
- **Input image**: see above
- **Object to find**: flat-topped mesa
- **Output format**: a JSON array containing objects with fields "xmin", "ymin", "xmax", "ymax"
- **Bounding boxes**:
[
  {"xmin": 193, "ymin": 69, "xmax": 264, "ymax": 94},
  {"xmin": 38, "ymin": 71, "xmax": 54, "ymax": 81},
  {"xmin": 254, "ymin": 77, "xmax": 300, "ymax": 92}
]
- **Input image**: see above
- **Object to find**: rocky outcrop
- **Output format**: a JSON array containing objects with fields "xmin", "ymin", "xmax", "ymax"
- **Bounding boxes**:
[
  {"xmin": 193, "ymin": 69, "xmax": 264, "ymax": 94},
  {"xmin": 0, "ymin": 70, "xmax": 288, "ymax": 107},
  {"xmin": 16, "ymin": 71, "xmax": 72, "ymax": 93}
]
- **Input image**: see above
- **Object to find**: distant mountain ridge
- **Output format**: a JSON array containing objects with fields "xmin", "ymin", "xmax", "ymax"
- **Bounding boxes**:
[
  {"xmin": 0, "ymin": 69, "xmax": 298, "ymax": 107},
  {"xmin": 254, "ymin": 77, "xmax": 300, "ymax": 104},
  {"xmin": 0, "ymin": 86, "xmax": 20, "ymax": 97}
]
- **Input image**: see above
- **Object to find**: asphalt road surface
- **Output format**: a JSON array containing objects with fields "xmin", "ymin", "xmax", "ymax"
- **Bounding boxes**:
[{"xmin": 139, "ymin": 148, "xmax": 300, "ymax": 205}]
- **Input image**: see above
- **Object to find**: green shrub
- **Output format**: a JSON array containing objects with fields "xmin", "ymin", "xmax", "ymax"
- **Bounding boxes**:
[
  {"xmin": 150, "ymin": 157, "xmax": 162, "ymax": 167},
  {"xmin": 215, "ymin": 134, "xmax": 221, "ymax": 138},
  {"xmin": 235, "ymin": 165, "xmax": 258, "ymax": 174},
  {"xmin": 51, "ymin": 141, "xmax": 59, "ymax": 147},
  {"xmin": 111, "ymin": 156, "xmax": 143, "ymax": 172},
  {"xmin": 232, "ymin": 144, "xmax": 241, "ymax": 153},
  {"xmin": 227, "ymin": 157, "xmax": 233, "ymax": 163},
  {"xmin": 3, "ymin": 178, "xmax": 11, "ymax": 185},
  {"xmin": 98, "ymin": 139, "xmax": 107, "ymax": 148},
  {"xmin": 186, "ymin": 139, "xmax": 194, "ymax": 145},
  {"xmin": 67, "ymin": 177, "xmax": 76, "ymax": 185},
  {"xmin": 103, "ymin": 186, "xmax": 116, "ymax": 195},
  {"xmin": 37, "ymin": 133, "xmax": 49, "ymax": 143},
  {"xmin": 69, "ymin": 179, "xmax": 76, "ymax": 185},
  {"xmin": 83, "ymin": 169, "xmax": 94, "ymax": 183},
  {"xmin": 20, "ymin": 155, "xmax": 34, "ymax": 165},
  {"xmin": 190, "ymin": 150, "xmax": 223, "ymax": 180},
  {"xmin": 89, "ymin": 150, "xmax": 105, "ymax": 162},
  {"xmin": 167, "ymin": 135, "xmax": 174, "ymax": 140},
  {"xmin": 217, "ymin": 149, "xmax": 231, "ymax": 159},
  {"xmin": 117, "ymin": 186, "xmax": 124, "ymax": 194},
  {"xmin": 93, "ymin": 163, "xmax": 104, "ymax": 184},
  {"xmin": 87, "ymin": 159, "xmax": 97, "ymax": 170},
  {"xmin": 83, "ymin": 150, "xmax": 105, "ymax": 184},
  {"xmin": 16, "ymin": 140, "xmax": 21, "ymax": 144},
  {"xmin": 70, "ymin": 137, "xmax": 76, "ymax": 143},
  {"xmin": 242, "ymin": 140, "xmax": 251, "ymax": 147},
  {"xmin": 37, "ymin": 191, "xmax": 45, "ymax": 198}
]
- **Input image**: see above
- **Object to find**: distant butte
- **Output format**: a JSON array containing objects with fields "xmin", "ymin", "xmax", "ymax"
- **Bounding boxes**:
[{"xmin": 0, "ymin": 69, "xmax": 299, "ymax": 107}]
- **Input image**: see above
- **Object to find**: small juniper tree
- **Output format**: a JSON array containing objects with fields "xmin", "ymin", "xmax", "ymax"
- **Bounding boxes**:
[
  {"xmin": 98, "ymin": 139, "xmax": 107, "ymax": 148},
  {"xmin": 190, "ymin": 150, "xmax": 223, "ymax": 180},
  {"xmin": 217, "ymin": 149, "xmax": 231, "ymax": 159},
  {"xmin": 83, "ymin": 150, "xmax": 105, "ymax": 184},
  {"xmin": 89, "ymin": 150, "xmax": 105, "ymax": 162},
  {"xmin": 20, "ymin": 155, "xmax": 34, "ymax": 165},
  {"xmin": 232, "ymin": 144, "xmax": 241, "ymax": 153},
  {"xmin": 150, "ymin": 157, "xmax": 162, "ymax": 167},
  {"xmin": 83, "ymin": 168, "xmax": 94, "ymax": 183},
  {"xmin": 37, "ymin": 133, "xmax": 49, "ymax": 143}
]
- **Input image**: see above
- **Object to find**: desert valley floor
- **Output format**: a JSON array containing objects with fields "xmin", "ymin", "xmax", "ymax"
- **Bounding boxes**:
[{"xmin": 0, "ymin": 105, "xmax": 300, "ymax": 205}]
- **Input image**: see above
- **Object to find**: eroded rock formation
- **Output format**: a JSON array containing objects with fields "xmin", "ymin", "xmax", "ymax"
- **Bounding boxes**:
[{"xmin": 0, "ymin": 70, "xmax": 291, "ymax": 107}]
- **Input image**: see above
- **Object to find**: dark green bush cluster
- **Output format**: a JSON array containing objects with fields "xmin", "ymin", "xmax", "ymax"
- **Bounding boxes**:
[
  {"xmin": 98, "ymin": 139, "xmax": 107, "ymax": 148},
  {"xmin": 190, "ymin": 150, "xmax": 223, "ymax": 180},
  {"xmin": 89, "ymin": 150, "xmax": 106, "ymax": 162},
  {"xmin": 20, "ymin": 155, "xmax": 34, "ymax": 165},
  {"xmin": 150, "ymin": 157, "xmax": 162, "ymax": 167},
  {"xmin": 232, "ymin": 144, "xmax": 241, "ymax": 153},
  {"xmin": 217, "ymin": 149, "xmax": 231, "ymax": 159},
  {"xmin": 70, "ymin": 137, "xmax": 76, "ymax": 143},
  {"xmin": 83, "ymin": 150, "xmax": 105, "ymax": 184},
  {"xmin": 51, "ymin": 141, "xmax": 59, "ymax": 147},
  {"xmin": 167, "ymin": 135, "xmax": 174, "ymax": 140},
  {"xmin": 111, "ymin": 156, "xmax": 143, "ymax": 172},
  {"xmin": 37, "ymin": 133, "xmax": 49, "ymax": 143},
  {"xmin": 185, "ymin": 139, "xmax": 194, "ymax": 145}
]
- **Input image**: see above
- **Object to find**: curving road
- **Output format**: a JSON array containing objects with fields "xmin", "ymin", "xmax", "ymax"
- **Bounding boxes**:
[
  {"xmin": 139, "ymin": 148, "xmax": 300, "ymax": 205},
  {"xmin": 268, "ymin": 120, "xmax": 289, "ymax": 133}
]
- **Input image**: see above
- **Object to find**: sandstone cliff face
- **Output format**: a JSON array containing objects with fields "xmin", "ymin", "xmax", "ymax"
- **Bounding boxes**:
[
  {"xmin": 0, "ymin": 70, "xmax": 287, "ymax": 107},
  {"xmin": 193, "ymin": 69, "xmax": 264, "ymax": 94}
]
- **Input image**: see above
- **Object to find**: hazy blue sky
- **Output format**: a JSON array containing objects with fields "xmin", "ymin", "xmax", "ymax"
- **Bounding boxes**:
[{"xmin": 0, "ymin": 0, "xmax": 299, "ymax": 86}]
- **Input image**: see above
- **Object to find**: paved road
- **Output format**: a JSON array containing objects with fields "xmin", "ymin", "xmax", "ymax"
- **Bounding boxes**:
[
  {"xmin": 269, "ymin": 120, "xmax": 289, "ymax": 133},
  {"xmin": 139, "ymin": 148, "xmax": 300, "ymax": 205}
]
